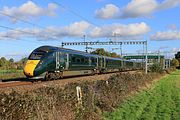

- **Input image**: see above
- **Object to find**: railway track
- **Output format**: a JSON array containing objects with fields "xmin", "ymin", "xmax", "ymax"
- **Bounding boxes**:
[
  {"xmin": 0, "ymin": 70, "xmax": 141, "ymax": 89},
  {"xmin": 0, "ymin": 81, "xmax": 32, "ymax": 88},
  {"xmin": 0, "ymin": 78, "xmax": 32, "ymax": 88}
]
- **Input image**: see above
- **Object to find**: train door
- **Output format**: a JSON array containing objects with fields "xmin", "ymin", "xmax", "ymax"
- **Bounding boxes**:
[
  {"xmin": 56, "ymin": 52, "xmax": 69, "ymax": 70},
  {"xmin": 60, "ymin": 53, "xmax": 67, "ymax": 70},
  {"xmin": 123, "ymin": 60, "xmax": 126, "ymax": 70},
  {"xmin": 103, "ymin": 57, "xmax": 106, "ymax": 68},
  {"xmin": 61, "ymin": 53, "xmax": 67, "ymax": 70},
  {"xmin": 98, "ymin": 57, "xmax": 103, "ymax": 68},
  {"xmin": 55, "ymin": 52, "xmax": 60, "ymax": 70},
  {"xmin": 65, "ymin": 53, "xmax": 69, "ymax": 70}
]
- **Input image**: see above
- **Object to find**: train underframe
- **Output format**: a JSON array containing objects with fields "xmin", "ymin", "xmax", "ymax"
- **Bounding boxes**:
[{"xmin": 30, "ymin": 67, "xmax": 139, "ymax": 81}]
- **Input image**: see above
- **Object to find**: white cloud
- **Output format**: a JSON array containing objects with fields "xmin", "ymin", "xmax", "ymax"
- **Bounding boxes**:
[
  {"xmin": 95, "ymin": 0, "xmax": 180, "ymax": 19},
  {"xmin": 95, "ymin": 4, "xmax": 119, "ymax": 19},
  {"xmin": 0, "ymin": 1, "xmax": 58, "ymax": 22},
  {"xmin": 158, "ymin": 0, "xmax": 180, "ymax": 10},
  {"xmin": 120, "ymin": 0, "xmax": 158, "ymax": 18},
  {"xmin": 0, "ymin": 21, "xmax": 91, "ymax": 40},
  {"xmin": 46, "ymin": 21, "xmax": 91, "ymax": 38},
  {"xmin": 150, "ymin": 31, "xmax": 180, "ymax": 41},
  {"xmin": 0, "ymin": 21, "xmax": 150, "ymax": 40},
  {"xmin": 89, "ymin": 22, "xmax": 150, "ymax": 39}
]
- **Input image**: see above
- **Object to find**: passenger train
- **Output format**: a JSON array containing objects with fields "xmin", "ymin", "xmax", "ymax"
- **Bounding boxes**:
[{"xmin": 23, "ymin": 46, "xmax": 143, "ymax": 80}]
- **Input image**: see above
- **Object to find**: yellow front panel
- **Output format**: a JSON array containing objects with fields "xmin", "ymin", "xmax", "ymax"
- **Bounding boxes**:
[{"xmin": 24, "ymin": 60, "xmax": 40, "ymax": 77}]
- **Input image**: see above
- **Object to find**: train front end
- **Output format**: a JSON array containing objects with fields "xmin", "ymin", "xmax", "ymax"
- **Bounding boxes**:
[
  {"xmin": 23, "ymin": 46, "xmax": 49, "ymax": 79},
  {"xmin": 24, "ymin": 59, "xmax": 40, "ymax": 77}
]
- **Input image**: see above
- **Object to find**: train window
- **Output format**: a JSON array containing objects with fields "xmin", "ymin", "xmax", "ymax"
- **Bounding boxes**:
[
  {"xmin": 85, "ymin": 58, "xmax": 89, "ymax": 63},
  {"xmin": 60, "ymin": 57, "xmax": 64, "ymax": 62},
  {"xmin": 29, "ymin": 52, "xmax": 45, "ymax": 60},
  {"xmin": 106, "ymin": 59, "xmax": 108, "ymax": 63},
  {"xmin": 72, "ymin": 57, "xmax": 76, "ymax": 62},
  {"xmin": 76, "ymin": 58, "xmax": 81, "ymax": 63},
  {"xmin": 91, "ymin": 58, "xmax": 95, "ymax": 63},
  {"xmin": 81, "ymin": 58, "xmax": 85, "ymax": 63}
]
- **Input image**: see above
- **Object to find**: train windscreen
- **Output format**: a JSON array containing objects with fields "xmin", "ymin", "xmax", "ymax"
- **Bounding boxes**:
[{"xmin": 28, "ymin": 52, "xmax": 46, "ymax": 60}]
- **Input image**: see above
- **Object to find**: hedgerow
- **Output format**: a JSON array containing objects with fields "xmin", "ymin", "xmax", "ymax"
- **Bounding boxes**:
[{"xmin": 0, "ymin": 68, "xmax": 174, "ymax": 120}]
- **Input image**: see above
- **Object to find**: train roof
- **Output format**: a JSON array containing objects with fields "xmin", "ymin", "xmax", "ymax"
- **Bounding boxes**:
[
  {"xmin": 34, "ymin": 45, "xmax": 98, "ymax": 56},
  {"xmin": 33, "ymin": 46, "xmax": 59, "ymax": 53},
  {"xmin": 34, "ymin": 45, "xmax": 125, "ymax": 60}
]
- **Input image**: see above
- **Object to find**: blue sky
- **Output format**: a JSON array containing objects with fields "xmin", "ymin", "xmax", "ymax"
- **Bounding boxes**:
[{"xmin": 0, "ymin": 0, "xmax": 180, "ymax": 60}]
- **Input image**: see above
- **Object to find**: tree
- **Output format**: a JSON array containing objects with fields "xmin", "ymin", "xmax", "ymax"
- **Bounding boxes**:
[
  {"xmin": 175, "ymin": 51, "xmax": 180, "ymax": 68},
  {"xmin": 0, "ymin": 57, "xmax": 28, "ymax": 70},
  {"xmin": 175, "ymin": 51, "xmax": 180, "ymax": 59},
  {"xmin": 9, "ymin": 58, "xmax": 14, "ymax": 63},
  {"xmin": 20, "ymin": 57, "xmax": 28, "ymax": 64},
  {"xmin": 15, "ymin": 57, "xmax": 28, "ymax": 69},
  {"xmin": 0, "ymin": 57, "xmax": 8, "ymax": 69},
  {"xmin": 91, "ymin": 48, "xmax": 120, "ymax": 58},
  {"xmin": 91, "ymin": 48, "xmax": 106, "ymax": 56},
  {"xmin": 149, "ymin": 63, "xmax": 163, "ymax": 73},
  {"xmin": 171, "ymin": 58, "xmax": 179, "ymax": 68},
  {"xmin": 110, "ymin": 52, "xmax": 119, "ymax": 58}
]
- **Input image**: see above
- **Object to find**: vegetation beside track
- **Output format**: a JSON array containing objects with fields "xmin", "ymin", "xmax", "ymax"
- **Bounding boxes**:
[
  {"xmin": 0, "ymin": 56, "xmax": 27, "ymax": 80},
  {"xmin": 0, "ymin": 68, "xmax": 176, "ymax": 120},
  {"xmin": 0, "ymin": 70, "xmax": 25, "ymax": 80},
  {"xmin": 104, "ymin": 70, "xmax": 180, "ymax": 120}
]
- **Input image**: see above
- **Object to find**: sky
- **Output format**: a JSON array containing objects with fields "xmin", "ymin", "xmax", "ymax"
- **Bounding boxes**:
[{"xmin": 0, "ymin": 0, "xmax": 180, "ymax": 60}]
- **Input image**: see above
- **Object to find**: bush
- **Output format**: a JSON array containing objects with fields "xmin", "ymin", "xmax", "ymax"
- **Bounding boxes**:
[
  {"xmin": 149, "ymin": 63, "xmax": 163, "ymax": 73},
  {"xmin": 171, "ymin": 58, "xmax": 179, "ymax": 68}
]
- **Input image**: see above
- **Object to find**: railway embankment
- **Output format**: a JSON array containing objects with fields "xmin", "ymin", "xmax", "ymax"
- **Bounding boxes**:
[{"xmin": 0, "ymin": 68, "xmax": 175, "ymax": 120}]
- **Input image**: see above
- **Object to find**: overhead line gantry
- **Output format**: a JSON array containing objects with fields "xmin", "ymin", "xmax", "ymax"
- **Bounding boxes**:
[{"xmin": 61, "ymin": 40, "xmax": 148, "ymax": 74}]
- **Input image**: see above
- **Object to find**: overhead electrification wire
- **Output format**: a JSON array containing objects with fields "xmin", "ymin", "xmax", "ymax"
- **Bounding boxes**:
[
  {"xmin": 0, "ymin": 12, "xmax": 37, "ymax": 27},
  {"xmin": 0, "ymin": 25, "xmax": 57, "ymax": 41},
  {"xmin": 46, "ymin": 0, "xmax": 99, "ymax": 27},
  {"xmin": 0, "ymin": 12, "xmax": 58, "ymax": 40}
]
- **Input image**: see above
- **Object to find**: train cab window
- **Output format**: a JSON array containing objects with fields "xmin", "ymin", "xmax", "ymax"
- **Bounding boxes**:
[{"xmin": 29, "ymin": 52, "xmax": 45, "ymax": 60}]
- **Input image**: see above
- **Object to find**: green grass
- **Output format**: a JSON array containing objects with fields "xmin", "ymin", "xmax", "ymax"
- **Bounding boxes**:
[
  {"xmin": 0, "ymin": 69, "xmax": 25, "ymax": 80},
  {"xmin": 104, "ymin": 70, "xmax": 180, "ymax": 120}
]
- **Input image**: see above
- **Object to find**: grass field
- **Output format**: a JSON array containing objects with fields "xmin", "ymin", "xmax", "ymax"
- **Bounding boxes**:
[
  {"xmin": 104, "ymin": 70, "xmax": 180, "ymax": 120},
  {"xmin": 0, "ymin": 69, "xmax": 25, "ymax": 80}
]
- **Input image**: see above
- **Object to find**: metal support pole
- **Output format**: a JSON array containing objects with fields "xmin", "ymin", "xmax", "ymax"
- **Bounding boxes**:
[
  {"xmin": 120, "ymin": 43, "xmax": 122, "ymax": 57},
  {"xmin": 158, "ymin": 50, "xmax": 160, "ymax": 63},
  {"xmin": 83, "ymin": 35, "xmax": 88, "ymax": 53},
  {"xmin": 145, "ymin": 40, "xmax": 148, "ymax": 74},
  {"xmin": 163, "ymin": 59, "xmax": 165, "ymax": 69}
]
